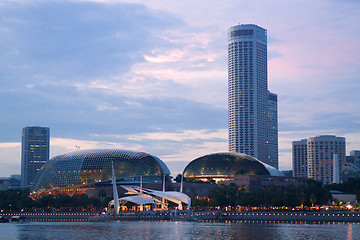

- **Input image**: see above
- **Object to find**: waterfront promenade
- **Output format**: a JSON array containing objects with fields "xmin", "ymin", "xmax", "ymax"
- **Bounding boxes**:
[{"xmin": 2, "ymin": 211, "xmax": 360, "ymax": 223}]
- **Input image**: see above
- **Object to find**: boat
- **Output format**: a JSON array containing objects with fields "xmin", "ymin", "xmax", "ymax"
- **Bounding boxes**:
[{"xmin": 9, "ymin": 216, "xmax": 28, "ymax": 223}]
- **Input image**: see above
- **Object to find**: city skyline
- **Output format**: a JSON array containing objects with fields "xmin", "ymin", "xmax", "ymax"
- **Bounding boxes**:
[{"xmin": 0, "ymin": 0, "xmax": 359, "ymax": 177}]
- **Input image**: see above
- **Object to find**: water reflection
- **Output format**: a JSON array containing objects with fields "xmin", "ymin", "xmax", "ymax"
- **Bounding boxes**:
[
  {"xmin": 0, "ymin": 221, "xmax": 359, "ymax": 240},
  {"xmin": 347, "ymin": 224, "xmax": 353, "ymax": 240}
]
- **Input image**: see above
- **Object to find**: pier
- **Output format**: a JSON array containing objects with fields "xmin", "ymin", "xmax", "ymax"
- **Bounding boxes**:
[{"xmin": 2, "ymin": 211, "xmax": 360, "ymax": 223}]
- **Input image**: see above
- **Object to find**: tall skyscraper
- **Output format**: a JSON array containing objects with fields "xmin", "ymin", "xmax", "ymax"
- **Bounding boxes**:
[
  {"xmin": 228, "ymin": 24, "xmax": 278, "ymax": 168},
  {"xmin": 21, "ymin": 126, "xmax": 50, "ymax": 188},
  {"xmin": 292, "ymin": 135, "xmax": 346, "ymax": 184}
]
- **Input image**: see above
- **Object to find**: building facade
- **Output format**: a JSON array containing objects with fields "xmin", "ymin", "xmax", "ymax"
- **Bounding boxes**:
[
  {"xmin": 292, "ymin": 135, "xmax": 346, "ymax": 184},
  {"xmin": 350, "ymin": 150, "xmax": 360, "ymax": 163},
  {"xmin": 267, "ymin": 91, "xmax": 278, "ymax": 168},
  {"xmin": 307, "ymin": 135, "xmax": 345, "ymax": 184},
  {"xmin": 292, "ymin": 139, "xmax": 308, "ymax": 178},
  {"xmin": 228, "ymin": 24, "xmax": 278, "ymax": 168},
  {"xmin": 21, "ymin": 126, "xmax": 50, "ymax": 188}
]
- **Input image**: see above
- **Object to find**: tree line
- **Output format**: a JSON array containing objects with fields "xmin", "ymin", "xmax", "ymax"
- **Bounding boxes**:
[
  {"xmin": 2, "ymin": 177, "xmax": 360, "ymax": 212},
  {"xmin": 0, "ymin": 189, "xmax": 112, "ymax": 212},
  {"xmin": 325, "ymin": 177, "xmax": 360, "ymax": 200},
  {"xmin": 192, "ymin": 179, "xmax": 331, "ymax": 209}
]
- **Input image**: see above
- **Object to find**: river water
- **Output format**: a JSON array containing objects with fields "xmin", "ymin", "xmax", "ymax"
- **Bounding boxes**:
[{"xmin": 0, "ymin": 221, "xmax": 359, "ymax": 240}]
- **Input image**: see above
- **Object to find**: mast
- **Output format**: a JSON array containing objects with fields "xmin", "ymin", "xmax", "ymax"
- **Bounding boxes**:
[
  {"xmin": 140, "ymin": 175, "xmax": 143, "ymax": 194},
  {"xmin": 163, "ymin": 175, "xmax": 166, "ymax": 192},
  {"xmin": 111, "ymin": 162, "xmax": 119, "ymax": 214},
  {"xmin": 180, "ymin": 174, "xmax": 183, "ymax": 193}
]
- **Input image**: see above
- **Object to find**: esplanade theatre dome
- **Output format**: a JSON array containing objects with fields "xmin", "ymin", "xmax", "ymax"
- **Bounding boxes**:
[
  {"xmin": 183, "ymin": 152, "xmax": 284, "ymax": 178},
  {"xmin": 31, "ymin": 149, "xmax": 170, "ymax": 195}
]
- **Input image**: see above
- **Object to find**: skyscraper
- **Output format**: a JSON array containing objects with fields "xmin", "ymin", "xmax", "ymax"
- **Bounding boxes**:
[
  {"xmin": 21, "ymin": 126, "xmax": 50, "ymax": 188},
  {"xmin": 228, "ymin": 24, "xmax": 278, "ymax": 168},
  {"xmin": 292, "ymin": 135, "xmax": 346, "ymax": 184},
  {"xmin": 267, "ymin": 91, "xmax": 278, "ymax": 168}
]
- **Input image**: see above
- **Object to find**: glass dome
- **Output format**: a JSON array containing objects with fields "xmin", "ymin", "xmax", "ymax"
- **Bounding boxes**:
[
  {"xmin": 183, "ymin": 152, "xmax": 284, "ymax": 178},
  {"xmin": 32, "ymin": 149, "xmax": 170, "ymax": 194}
]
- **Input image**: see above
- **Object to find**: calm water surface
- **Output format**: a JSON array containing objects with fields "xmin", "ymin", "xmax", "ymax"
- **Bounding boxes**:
[{"xmin": 0, "ymin": 221, "xmax": 359, "ymax": 240}]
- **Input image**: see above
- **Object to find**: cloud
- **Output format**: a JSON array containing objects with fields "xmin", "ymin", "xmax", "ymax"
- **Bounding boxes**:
[
  {"xmin": 1, "ymin": 0, "xmax": 360, "ymax": 177},
  {"xmin": 0, "ymin": 1, "xmax": 182, "ymax": 87},
  {"xmin": 0, "ymin": 143, "xmax": 21, "ymax": 176},
  {"xmin": 127, "ymin": 129, "xmax": 227, "ymax": 142},
  {"xmin": 51, "ymin": 128, "xmax": 227, "ymax": 176}
]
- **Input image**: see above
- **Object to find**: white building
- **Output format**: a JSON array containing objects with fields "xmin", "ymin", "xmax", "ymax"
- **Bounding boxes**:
[
  {"xmin": 228, "ymin": 24, "xmax": 278, "ymax": 168},
  {"xmin": 307, "ymin": 135, "xmax": 345, "ymax": 184},
  {"xmin": 292, "ymin": 135, "xmax": 346, "ymax": 184}
]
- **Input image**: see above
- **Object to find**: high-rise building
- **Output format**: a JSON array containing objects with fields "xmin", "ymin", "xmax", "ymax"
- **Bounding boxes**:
[
  {"xmin": 292, "ymin": 139, "xmax": 308, "ymax": 178},
  {"xmin": 267, "ymin": 91, "xmax": 278, "ymax": 168},
  {"xmin": 21, "ymin": 126, "xmax": 50, "ymax": 188},
  {"xmin": 228, "ymin": 24, "xmax": 278, "ymax": 168},
  {"xmin": 307, "ymin": 135, "xmax": 345, "ymax": 184},
  {"xmin": 292, "ymin": 135, "xmax": 346, "ymax": 184}
]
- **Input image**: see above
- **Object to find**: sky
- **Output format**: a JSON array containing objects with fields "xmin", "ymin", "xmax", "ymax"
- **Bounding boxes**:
[{"xmin": 0, "ymin": 0, "xmax": 359, "ymax": 177}]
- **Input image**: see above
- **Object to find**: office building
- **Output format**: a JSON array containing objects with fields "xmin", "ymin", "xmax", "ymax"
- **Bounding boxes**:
[
  {"xmin": 292, "ymin": 139, "xmax": 308, "ymax": 178},
  {"xmin": 21, "ymin": 126, "xmax": 50, "ymax": 188},
  {"xmin": 228, "ymin": 24, "xmax": 278, "ymax": 168},
  {"xmin": 292, "ymin": 135, "xmax": 346, "ymax": 184},
  {"xmin": 307, "ymin": 135, "xmax": 345, "ymax": 184},
  {"xmin": 267, "ymin": 91, "xmax": 278, "ymax": 168}
]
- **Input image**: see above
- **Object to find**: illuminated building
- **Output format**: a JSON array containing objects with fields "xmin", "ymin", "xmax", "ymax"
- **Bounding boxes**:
[
  {"xmin": 228, "ymin": 24, "xmax": 278, "ymax": 168},
  {"xmin": 21, "ymin": 126, "xmax": 50, "ymax": 188},
  {"xmin": 182, "ymin": 152, "xmax": 304, "ymax": 194},
  {"xmin": 307, "ymin": 135, "xmax": 345, "ymax": 184},
  {"xmin": 267, "ymin": 91, "xmax": 278, "ymax": 168},
  {"xmin": 31, "ymin": 149, "xmax": 170, "ymax": 198},
  {"xmin": 292, "ymin": 139, "xmax": 308, "ymax": 178},
  {"xmin": 292, "ymin": 135, "xmax": 346, "ymax": 184}
]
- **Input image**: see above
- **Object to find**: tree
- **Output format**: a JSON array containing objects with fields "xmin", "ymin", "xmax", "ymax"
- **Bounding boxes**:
[
  {"xmin": 283, "ymin": 185, "xmax": 299, "ymax": 207},
  {"xmin": 174, "ymin": 174, "xmax": 183, "ymax": 183}
]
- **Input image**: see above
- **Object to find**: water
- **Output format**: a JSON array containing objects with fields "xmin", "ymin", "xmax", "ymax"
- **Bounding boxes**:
[{"xmin": 0, "ymin": 221, "xmax": 359, "ymax": 240}]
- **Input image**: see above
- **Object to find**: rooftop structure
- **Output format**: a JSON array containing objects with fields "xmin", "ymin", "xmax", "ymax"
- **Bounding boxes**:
[
  {"xmin": 182, "ymin": 152, "xmax": 307, "ymax": 193},
  {"xmin": 31, "ymin": 149, "xmax": 170, "ymax": 198},
  {"xmin": 183, "ymin": 152, "xmax": 284, "ymax": 182}
]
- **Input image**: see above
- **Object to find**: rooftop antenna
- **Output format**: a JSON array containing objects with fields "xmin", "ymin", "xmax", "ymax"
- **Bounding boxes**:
[{"xmin": 111, "ymin": 161, "xmax": 119, "ymax": 214}]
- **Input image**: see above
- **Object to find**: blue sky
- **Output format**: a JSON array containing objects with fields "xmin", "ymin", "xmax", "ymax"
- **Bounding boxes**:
[{"xmin": 0, "ymin": 0, "xmax": 359, "ymax": 177}]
